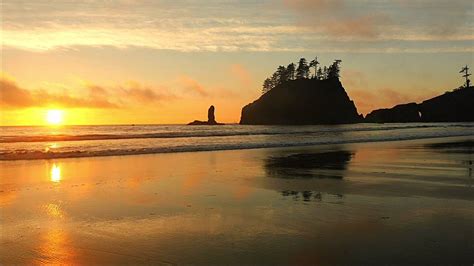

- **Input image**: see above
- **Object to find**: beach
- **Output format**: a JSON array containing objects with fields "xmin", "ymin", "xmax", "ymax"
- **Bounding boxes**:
[{"xmin": 1, "ymin": 136, "xmax": 473, "ymax": 264}]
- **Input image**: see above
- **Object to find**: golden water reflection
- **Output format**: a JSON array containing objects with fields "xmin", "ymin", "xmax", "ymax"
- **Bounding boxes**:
[
  {"xmin": 45, "ymin": 203, "xmax": 65, "ymax": 219},
  {"xmin": 37, "ymin": 228, "xmax": 76, "ymax": 265},
  {"xmin": 50, "ymin": 164, "xmax": 61, "ymax": 183}
]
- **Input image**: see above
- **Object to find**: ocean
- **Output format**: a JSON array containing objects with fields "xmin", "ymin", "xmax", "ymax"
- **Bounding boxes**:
[{"xmin": 1, "ymin": 122, "xmax": 473, "ymax": 160}]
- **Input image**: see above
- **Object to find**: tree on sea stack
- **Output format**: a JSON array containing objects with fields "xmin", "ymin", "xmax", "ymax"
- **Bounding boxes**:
[
  {"xmin": 270, "ymin": 71, "xmax": 280, "ymax": 87},
  {"xmin": 459, "ymin": 65, "xmax": 471, "ymax": 88},
  {"xmin": 276, "ymin": 65, "xmax": 288, "ymax": 83},
  {"xmin": 260, "ymin": 57, "xmax": 343, "ymax": 94},
  {"xmin": 287, "ymin": 63, "xmax": 296, "ymax": 80},
  {"xmin": 262, "ymin": 78, "xmax": 272, "ymax": 94},
  {"xmin": 316, "ymin": 67, "xmax": 324, "ymax": 80},
  {"xmin": 327, "ymin": 60, "xmax": 342, "ymax": 79},
  {"xmin": 296, "ymin": 58, "xmax": 310, "ymax": 79},
  {"xmin": 309, "ymin": 57, "xmax": 319, "ymax": 79}
]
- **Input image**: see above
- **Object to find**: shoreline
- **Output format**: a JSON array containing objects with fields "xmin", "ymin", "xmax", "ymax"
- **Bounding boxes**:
[
  {"xmin": 1, "ymin": 135, "xmax": 473, "ymax": 264},
  {"xmin": 2, "ymin": 133, "xmax": 473, "ymax": 161}
]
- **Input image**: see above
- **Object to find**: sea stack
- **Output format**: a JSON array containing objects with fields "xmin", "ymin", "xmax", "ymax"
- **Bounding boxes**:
[
  {"xmin": 188, "ymin": 105, "xmax": 224, "ymax": 125},
  {"xmin": 207, "ymin": 105, "xmax": 216, "ymax": 124},
  {"xmin": 240, "ymin": 78, "xmax": 362, "ymax": 125}
]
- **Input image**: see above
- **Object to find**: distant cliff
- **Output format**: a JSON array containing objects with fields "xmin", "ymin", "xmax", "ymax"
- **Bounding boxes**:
[
  {"xmin": 365, "ymin": 87, "xmax": 474, "ymax": 123},
  {"xmin": 419, "ymin": 87, "xmax": 474, "ymax": 122},
  {"xmin": 365, "ymin": 103, "xmax": 421, "ymax": 123},
  {"xmin": 240, "ymin": 78, "xmax": 361, "ymax": 125}
]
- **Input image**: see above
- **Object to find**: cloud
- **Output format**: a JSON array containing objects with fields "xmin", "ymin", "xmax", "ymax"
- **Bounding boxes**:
[
  {"xmin": 0, "ymin": 77, "xmax": 117, "ymax": 109},
  {"xmin": 282, "ymin": 0, "xmax": 344, "ymax": 18},
  {"xmin": 0, "ymin": 78, "xmax": 35, "ymax": 108},
  {"xmin": 283, "ymin": 0, "xmax": 472, "ymax": 42},
  {"xmin": 108, "ymin": 81, "xmax": 176, "ymax": 104},
  {"xmin": 395, "ymin": 0, "xmax": 472, "ymax": 37},
  {"xmin": 282, "ymin": 0, "xmax": 344, "ymax": 13},
  {"xmin": 1, "ymin": 0, "xmax": 472, "ymax": 53},
  {"xmin": 324, "ymin": 15, "xmax": 387, "ymax": 38},
  {"xmin": 230, "ymin": 64, "xmax": 253, "ymax": 86},
  {"xmin": 0, "ymin": 75, "xmax": 175, "ymax": 109},
  {"xmin": 283, "ymin": 0, "xmax": 390, "ymax": 38},
  {"xmin": 178, "ymin": 76, "xmax": 209, "ymax": 97}
]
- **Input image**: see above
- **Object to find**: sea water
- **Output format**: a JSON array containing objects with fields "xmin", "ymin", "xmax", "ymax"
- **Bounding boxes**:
[{"xmin": 1, "ymin": 122, "xmax": 473, "ymax": 160}]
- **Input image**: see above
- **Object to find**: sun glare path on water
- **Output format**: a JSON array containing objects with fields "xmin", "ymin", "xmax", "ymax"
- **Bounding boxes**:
[{"xmin": 46, "ymin": 110, "xmax": 64, "ymax": 125}]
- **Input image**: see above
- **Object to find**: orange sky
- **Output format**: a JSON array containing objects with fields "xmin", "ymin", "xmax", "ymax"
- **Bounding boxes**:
[{"xmin": 1, "ymin": 0, "xmax": 472, "ymax": 125}]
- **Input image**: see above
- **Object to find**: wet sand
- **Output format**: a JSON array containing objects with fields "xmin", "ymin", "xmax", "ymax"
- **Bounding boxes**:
[{"xmin": 1, "ymin": 136, "xmax": 473, "ymax": 264}]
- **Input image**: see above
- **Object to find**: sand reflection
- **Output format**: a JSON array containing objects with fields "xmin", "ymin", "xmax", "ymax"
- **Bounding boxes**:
[
  {"xmin": 44, "ymin": 203, "xmax": 65, "ymax": 219},
  {"xmin": 36, "ymin": 198, "xmax": 75, "ymax": 264},
  {"xmin": 50, "ymin": 164, "xmax": 61, "ymax": 183},
  {"xmin": 36, "ymin": 228, "xmax": 76, "ymax": 265}
]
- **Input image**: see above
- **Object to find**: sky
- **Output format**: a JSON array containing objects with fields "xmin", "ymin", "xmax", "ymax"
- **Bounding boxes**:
[{"xmin": 1, "ymin": 0, "xmax": 473, "ymax": 125}]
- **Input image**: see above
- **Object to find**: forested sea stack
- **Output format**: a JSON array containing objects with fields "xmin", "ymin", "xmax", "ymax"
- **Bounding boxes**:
[{"xmin": 240, "ymin": 57, "xmax": 362, "ymax": 125}]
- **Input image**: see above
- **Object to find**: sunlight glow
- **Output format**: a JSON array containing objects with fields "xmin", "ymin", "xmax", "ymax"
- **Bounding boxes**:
[
  {"xmin": 51, "ymin": 164, "xmax": 61, "ymax": 183},
  {"xmin": 46, "ymin": 110, "xmax": 64, "ymax": 125}
]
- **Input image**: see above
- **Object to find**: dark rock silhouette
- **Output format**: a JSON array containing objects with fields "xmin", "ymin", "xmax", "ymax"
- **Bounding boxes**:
[
  {"xmin": 365, "ymin": 87, "xmax": 474, "ymax": 123},
  {"xmin": 240, "ymin": 78, "xmax": 362, "ymax": 125},
  {"xmin": 207, "ymin": 105, "xmax": 216, "ymax": 124},
  {"xmin": 188, "ymin": 105, "xmax": 224, "ymax": 125},
  {"xmin": 419, "ymin": 87, "xmax": 474, "ymax": 122},
  {"xmin": 365, "ymin": 103, "xmax": 421, "ymax": 123}
]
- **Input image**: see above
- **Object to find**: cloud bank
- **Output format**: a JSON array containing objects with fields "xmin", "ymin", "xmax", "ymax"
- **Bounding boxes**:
[
  {"xmin": 0, "ymin": 76, "xmax": 175, "ymax": 109},
  {"xmin": 1, "ymin": 0, "xmax": 472, "ymax": 53}
]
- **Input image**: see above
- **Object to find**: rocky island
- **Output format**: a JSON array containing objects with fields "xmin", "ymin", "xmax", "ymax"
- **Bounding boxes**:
[
  {"xmin": 188, "ymin": 105, "xmax": 224, "ymax": 125},
  {"xmin": 240, "ymin": 57, "xmax": 362, "ymax": 125},
  {"xmin": 240, "ymin": 78, "xmax": 361, "ymax": 125}
]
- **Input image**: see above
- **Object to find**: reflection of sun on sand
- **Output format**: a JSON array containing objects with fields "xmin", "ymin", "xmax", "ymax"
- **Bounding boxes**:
[
  {"xmin": 45, "ymin": 203, "xmax": 65, "ymax": 219},
  {"xmin": 37, "ymin": 228, "xmax": 76, "ymax": 265},
  {"xmin": 50, "ymin": 164, "xmax": 61, "ymax": 183},
  {"xmin": 38, "ymin": 200, "xmax": 75, "ymax": 264}
]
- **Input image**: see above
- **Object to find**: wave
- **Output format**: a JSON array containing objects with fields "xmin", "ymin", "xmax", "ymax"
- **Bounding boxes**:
[
  {"xmin": 1, "ymin": 132, "xmax": 472, "ymax": 161},
  {"xmin": 0, "ymin": 124, "xmax": 453, "ymax": 143}
]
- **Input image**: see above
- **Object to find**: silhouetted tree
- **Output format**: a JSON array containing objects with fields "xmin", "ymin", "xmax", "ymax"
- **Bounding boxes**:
[
  {"xmin": 286, "ymin": 63, "xmax": 296, "ymax": 80},
  {"xmin": 261, "ymin": 56, "xmax": 342, "ymax": 94},
  {"xmin": 276, "ymin": 65, "xmax": 288, "ymax": 83},
  {"xmin": 327, "ymin": 60, "xmax": 342, "ymax": 79},
  {"xmin": 309, "ymin": 57, "xmax": 319, "ymax": 79},
  {"xmin": 262, "ymin": 78, "xmax": 272, "ymax": 94},
  {"xmin": 460, "ymin": 65, "xmax": 471, "ymax": 88},
  {"xmin": 270, "ymin": 71, "xmax": 280, "ymax": 88},
  {"xmin": 296, "ymin": 58, "xmax": 310, "ymax": 79},
  {"xmin": 316, "ymin": 67, "xmax": 323, "ymax": 80}
]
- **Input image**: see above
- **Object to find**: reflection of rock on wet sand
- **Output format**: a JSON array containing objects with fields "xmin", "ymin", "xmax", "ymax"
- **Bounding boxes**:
[
  {"xmin": 264, "ymin": 150, "xmax": 354, "ymax": 179},
  {"xmin": 425, "ymin": 140, "xmax": 474, "ymax": 182},
  {"xmin": 280, "ymin": 190, "xmax": 344, "ymax": 202},
  {"xmin": 426, "ymin": 140, "xmax": 474, "ymax": 154}
]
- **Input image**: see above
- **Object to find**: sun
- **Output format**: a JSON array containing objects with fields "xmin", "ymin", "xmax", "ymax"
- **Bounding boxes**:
[{"xmin": 46, "ymin": 110, "xmax": 64, "ymax": 125}]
